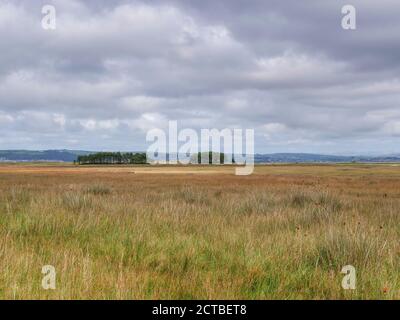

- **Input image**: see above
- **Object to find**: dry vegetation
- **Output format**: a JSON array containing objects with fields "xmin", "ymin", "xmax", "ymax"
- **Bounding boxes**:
[{"xmin": 0, "ymin": 163, "xmax": 399, "ymax": 299}]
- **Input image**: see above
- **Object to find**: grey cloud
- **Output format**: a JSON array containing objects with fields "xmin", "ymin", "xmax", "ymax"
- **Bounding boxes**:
[{"xmin": 0, "ymin": 0, "xmax": 399, "ymax": 153}]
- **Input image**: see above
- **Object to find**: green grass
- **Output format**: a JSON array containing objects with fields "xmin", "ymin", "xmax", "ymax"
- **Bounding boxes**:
[{"xmin": 0, "ymin": 165, "xmax": 399, "ymax": 299}]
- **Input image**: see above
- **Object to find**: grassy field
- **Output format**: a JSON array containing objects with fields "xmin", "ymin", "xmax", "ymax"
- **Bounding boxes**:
[{"xmin": 0, "ymin": 163, "xmax": 399, "ymax": 299}]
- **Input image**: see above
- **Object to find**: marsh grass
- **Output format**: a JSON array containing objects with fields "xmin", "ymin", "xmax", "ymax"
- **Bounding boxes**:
[
  {"xmin": 61, "ymin": 192, "xmax": 93, "ymax": 212},
  {"xmin": 0, "ymin": 164, "xmax": 399, "ymax": 299},
  {"xmin": 84, "ymin": 184, "xmax": 112, "ymax": 196}
]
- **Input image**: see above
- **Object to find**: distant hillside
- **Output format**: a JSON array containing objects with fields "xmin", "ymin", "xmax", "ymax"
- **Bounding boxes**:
[
  {"xmin": 0, "ymin": 150, "xmax": 91, "ymax": 162},
  {"xmin": 1, "ymin": 150, "xmax": 400, "ymax": 163},
  {"xmin": 254, "ymin": 153, "xmax": 400, "ymax": 163}
]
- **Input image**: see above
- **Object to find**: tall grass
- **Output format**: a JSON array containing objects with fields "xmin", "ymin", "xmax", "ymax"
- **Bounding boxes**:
[{"xmin": 0, "ymin": 165, "xmax": 399, "ymax": 299}]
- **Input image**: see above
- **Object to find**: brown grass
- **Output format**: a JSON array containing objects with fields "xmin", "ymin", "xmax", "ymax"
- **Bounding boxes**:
[{"xmin": 0, "ymin": 163, "xmax": 399, "ymax": 299}]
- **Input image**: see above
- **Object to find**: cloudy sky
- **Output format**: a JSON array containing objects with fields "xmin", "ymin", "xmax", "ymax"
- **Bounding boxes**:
[{"xmin": 1, "ymin": 0, "xmax": 399, "ymax": 154}]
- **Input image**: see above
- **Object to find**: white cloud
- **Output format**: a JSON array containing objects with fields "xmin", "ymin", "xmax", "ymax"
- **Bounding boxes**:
[
  {"xmin": 0, "ymin": 0, "xmax": 399, "ymax": 153},
  {"xmin": 383, "ymin": 121, "xmax": 400, "ymax": 136}
]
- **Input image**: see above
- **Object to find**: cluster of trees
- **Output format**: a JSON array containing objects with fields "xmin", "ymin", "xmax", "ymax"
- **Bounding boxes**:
[
  {"xmin": 192, "ymin": 152, "xmax": 235, "ymax": 164},
  {"xmin": 76, "ymin": 152, "xmax": 147, "ymax": 165}
]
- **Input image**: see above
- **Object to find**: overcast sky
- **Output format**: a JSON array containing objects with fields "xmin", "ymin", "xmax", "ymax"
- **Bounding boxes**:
[{"xmin": 1, "ymin": 0, "xmax": 399, "ymax": 154}]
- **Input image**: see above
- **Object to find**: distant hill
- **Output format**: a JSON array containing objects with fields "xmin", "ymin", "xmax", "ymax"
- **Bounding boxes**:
[
  {"xmin": 0, "ymin": 150, "xmax": 92, "ymax": 162},
  {"xmin": 1, "ymin": 150, "xmax": 400, "ymax": 163},
  {"xmin": 254, "ymin": 153, "xmax": 400, "ymax": 163}
]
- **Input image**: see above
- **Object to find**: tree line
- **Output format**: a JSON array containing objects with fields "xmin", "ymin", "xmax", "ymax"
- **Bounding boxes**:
[
  {"xmin": 194, "ymin": 152, "xmax": 235, "ymax": 164},
  {"xmin": 76, "ymin": 152, "xmax": 147, "ymax": 165}
]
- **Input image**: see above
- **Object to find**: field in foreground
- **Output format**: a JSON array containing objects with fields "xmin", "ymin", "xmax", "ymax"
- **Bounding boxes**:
[{"xmin": 0, "ymin": 164, "xmax": 399, "ymax": 299}]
